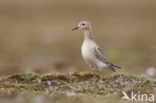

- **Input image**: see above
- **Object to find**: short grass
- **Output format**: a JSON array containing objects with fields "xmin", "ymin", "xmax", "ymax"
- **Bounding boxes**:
[{"xmin": 0, "ymin": 72, "xmax": 156, "ymax": 103}]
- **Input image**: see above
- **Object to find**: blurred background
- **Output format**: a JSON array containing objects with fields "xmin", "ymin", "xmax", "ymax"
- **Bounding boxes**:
[{"xmin": 0, "ymin": 0, "xmax": 156, "ymax": 76}]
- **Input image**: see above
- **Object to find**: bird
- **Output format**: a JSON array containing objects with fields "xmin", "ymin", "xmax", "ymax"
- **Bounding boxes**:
[{"xmin": 72, "ymin": 21, "xmax": 121, "ymax": 90}]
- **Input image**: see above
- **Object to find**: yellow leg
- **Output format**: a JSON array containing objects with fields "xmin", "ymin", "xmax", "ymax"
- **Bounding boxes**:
[
  {"xmin": 99, "ymin": 71, "xmax": 102, "ymax": 89},
  {"xmin": 92, "ymin": 71, "xmax": 96, "ymax": 90}
]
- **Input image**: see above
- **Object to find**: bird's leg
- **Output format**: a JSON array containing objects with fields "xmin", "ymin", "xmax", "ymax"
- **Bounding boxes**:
[
  {"xmin": 99, "ymin": 70, "xmax": 102, "ymax": 89},
  {"xmin": 92, "ymin": 71, "xmax": 96, "ymax": 90}
]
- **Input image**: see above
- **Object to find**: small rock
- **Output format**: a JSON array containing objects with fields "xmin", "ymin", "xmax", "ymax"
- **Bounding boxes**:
[
  {"xmin": 47, "ymin": 81, "xmax": 51, "ymax": 85},
  {"xmin": 146, "ymin": 67, "xmax": 156, "ymax": 77},
  {"xmin": 66, "ymin": 92, "xmax": 77, "ymax": 97}
]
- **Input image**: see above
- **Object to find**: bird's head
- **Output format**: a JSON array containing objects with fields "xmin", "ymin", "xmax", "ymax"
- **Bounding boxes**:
[{"xmin": 72, "ymin": 21, "xmax": 91, "ymax": 31}]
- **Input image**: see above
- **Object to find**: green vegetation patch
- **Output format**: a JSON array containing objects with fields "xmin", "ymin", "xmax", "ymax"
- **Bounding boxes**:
[{"xmin": 0, "ymin": 72, "xmax": 156, "ymax": 96}]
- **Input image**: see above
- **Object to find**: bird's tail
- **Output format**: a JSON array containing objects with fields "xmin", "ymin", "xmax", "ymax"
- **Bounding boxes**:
[{"xmin": 108, "ymin": 62, "xmax": 122, "ymax": 72}]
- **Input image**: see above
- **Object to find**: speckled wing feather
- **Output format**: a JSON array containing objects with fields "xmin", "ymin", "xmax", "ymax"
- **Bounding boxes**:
[
  {"xmin": 93, "ymin": 46, "xmax": 110, "ymax": 64},
  {"xmin": 93, "ymin": 46, "xmax": 121, "ymax": 72}
]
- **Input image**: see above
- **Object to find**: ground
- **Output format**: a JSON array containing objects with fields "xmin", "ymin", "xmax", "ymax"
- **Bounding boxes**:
[{"xmin": 0, "ymin": 72, "xmax": 156, "ymax": 103}]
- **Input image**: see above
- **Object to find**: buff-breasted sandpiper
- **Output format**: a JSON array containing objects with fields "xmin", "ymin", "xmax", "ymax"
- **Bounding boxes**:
[{"xmin": 72, "ymin": 21, "xmax": 121, "ymax": 90}]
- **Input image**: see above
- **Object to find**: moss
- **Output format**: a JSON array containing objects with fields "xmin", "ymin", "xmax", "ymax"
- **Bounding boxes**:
[
  {"xmin": 0, "ymin": 72, "xmax": 155, "ymax": 97},
  {"xmin": 0, "ymin": 76, "xmax": 6, "ymax": 81}
]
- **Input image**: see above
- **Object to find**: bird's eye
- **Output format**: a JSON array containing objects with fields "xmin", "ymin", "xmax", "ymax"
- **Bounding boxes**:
[{"xmin": 82, "ymin": 23, "xmax": 85, "ymax": 25}]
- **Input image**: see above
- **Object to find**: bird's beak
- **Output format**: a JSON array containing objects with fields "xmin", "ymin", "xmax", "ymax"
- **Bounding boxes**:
[{"xmin": 72, "ymin": 26, "xmax": 79, "ymax": 31}]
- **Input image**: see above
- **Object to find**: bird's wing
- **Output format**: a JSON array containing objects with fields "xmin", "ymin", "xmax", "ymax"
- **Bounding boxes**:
[
  {"xmin": 93, "ymin": 46, "xmax": 109, "ymax": 65},
  {"xmin": 93, "ymin": 45, "xmax": 121, "ymax": 72}
]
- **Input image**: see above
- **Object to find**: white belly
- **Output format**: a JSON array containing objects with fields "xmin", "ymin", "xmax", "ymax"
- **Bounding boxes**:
[{"xmin": 81, "ymin": 42, "xmax": 107, "ymax": 69}]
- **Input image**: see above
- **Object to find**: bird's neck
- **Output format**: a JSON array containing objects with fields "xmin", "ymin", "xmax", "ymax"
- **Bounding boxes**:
[{"xmin": 84, "ymin": 29, "xmax": 95, "ymax": 41}]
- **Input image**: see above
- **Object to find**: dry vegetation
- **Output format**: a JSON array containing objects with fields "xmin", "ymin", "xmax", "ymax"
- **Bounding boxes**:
[{"xmin": 0, "ymin": 72, "xmax": 156, "ymax": 103}]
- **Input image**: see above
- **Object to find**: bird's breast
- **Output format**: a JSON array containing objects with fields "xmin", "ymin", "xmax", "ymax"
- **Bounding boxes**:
[
  {"xmin": 81, "ymin": 42, "xmax": 96, "ymax": 64},
  {"xmin": 81, "ymin": 41, "xmax": 107, "ymax": 69}
]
